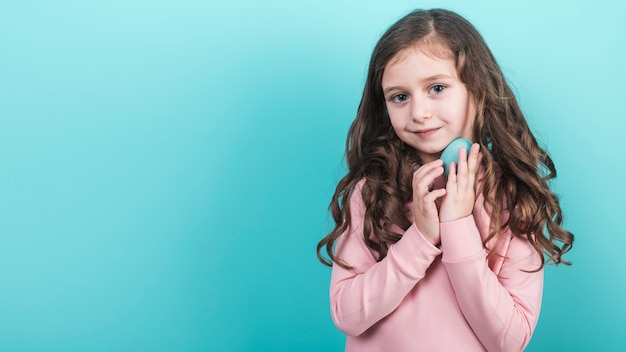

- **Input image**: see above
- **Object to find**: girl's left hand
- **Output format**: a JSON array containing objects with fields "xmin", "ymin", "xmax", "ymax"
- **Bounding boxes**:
[{"xmin": 439, "ymin": 143, "xmax": 482, "ymax": 223}]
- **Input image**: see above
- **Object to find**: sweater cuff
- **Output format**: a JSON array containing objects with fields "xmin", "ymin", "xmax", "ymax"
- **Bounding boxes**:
[
  {"xmin": 388, "ymin": 223, "xmax": 442, "ymax": 278},
  {"xmin": 440, "ymin": 215, "xmax": 485, "ymax": 263}
]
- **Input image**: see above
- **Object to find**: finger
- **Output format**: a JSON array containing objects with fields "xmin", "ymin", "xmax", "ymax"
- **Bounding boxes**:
[
  {"xmin": 413, "ymin": 159, "xmax": 444, "ymax": 178},
  {"xmin": 413, "ymin": 163, "xmax": 444, "ymax": 192},
  {"xmin": 424, "ymin": 188, "xmax": 446, "ymax": 202},
  {"xmin": 467, "ymin": 144, "xmax": 481, "ymax": 173},
  {"xmin": 466, "ymin": 145, "xmax": 481, "ymax": 186},
  {"xmin": 456, "ymin": 147, "xmax": 469, "ymax": 189},
  {"xmin": 416, "ymin": 162, "xmax": 444, "ymax": 181},
  {"xmin": 447, "ymin": 161, "xmax": 457, "ymax": 188},
  {"xmin": 413, "ymin": 166, "xmax": 442, "ymax": 189}
]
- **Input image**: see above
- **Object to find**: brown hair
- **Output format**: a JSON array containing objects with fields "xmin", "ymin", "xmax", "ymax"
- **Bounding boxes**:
[{"xmin": 317, "ymin": 8, "xmax": 573, "ymax": 270}]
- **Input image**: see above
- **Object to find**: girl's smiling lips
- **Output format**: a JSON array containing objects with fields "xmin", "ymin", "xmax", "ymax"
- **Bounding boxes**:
[{"xmin": 413, "ymin": 128, "xmax": 440, "ymax": 138}]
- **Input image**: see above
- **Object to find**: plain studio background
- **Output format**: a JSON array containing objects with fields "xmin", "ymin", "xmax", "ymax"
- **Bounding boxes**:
[{"xmin": 0, "ymin": 0, "xmax": 624, "ymax": 351}]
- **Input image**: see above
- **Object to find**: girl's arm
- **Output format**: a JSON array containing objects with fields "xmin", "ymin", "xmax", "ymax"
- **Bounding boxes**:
[
  {"xmin": 440, "ymin": 213, "xmax": 543, "ymax": 352},
  {"xmin": 439, "ymin": 144, "xmax": 542, "ymax": 351},
  {"xmin": 329, "ymin": 180, "xmax": 441, "ymax": 336}
]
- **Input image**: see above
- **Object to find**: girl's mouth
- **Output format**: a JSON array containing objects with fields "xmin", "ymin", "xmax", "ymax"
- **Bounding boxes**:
[{"xmin": 414, "ymin": 128, "xmax": 439, "ymax": 138}]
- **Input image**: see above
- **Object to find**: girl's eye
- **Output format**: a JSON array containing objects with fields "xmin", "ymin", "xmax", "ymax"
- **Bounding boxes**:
[
  {"xmin": 391, "ymin": 94, "xmax": 409, "ymax": 103},
  {"xmin": 429, "ymin": 84, "xmax": 446, "ymax": 95}
]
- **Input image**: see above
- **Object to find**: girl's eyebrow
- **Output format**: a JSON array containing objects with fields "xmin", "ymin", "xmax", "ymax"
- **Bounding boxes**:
[
  {"xmin": 422, "ymin": 74, "xmax": 456, "ymax": 83},
  {"xmin": 383, "ymin": 85, "xmax": 403, "ymax": 95},
  {"xmin": 383, "ymin": 74, "xmax": 456, "ymax": 94}
]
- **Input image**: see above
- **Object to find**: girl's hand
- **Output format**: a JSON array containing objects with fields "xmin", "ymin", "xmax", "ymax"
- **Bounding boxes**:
[
  {"xmin": 439, "ymin": 144, "xmax": 482, "ymax": 223},
  {"xmin": 412, "ymin": 159, "xmax": 447, "ymax": 246}
]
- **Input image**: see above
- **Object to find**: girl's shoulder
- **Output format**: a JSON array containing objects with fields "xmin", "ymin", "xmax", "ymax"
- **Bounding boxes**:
[
  {"xmin": 347, "ymin": 178, "xmax": 368, "ymax": 204},
  {"xmin": 343, "ymin": 178, "xmax": 368, "ymax": 220}
]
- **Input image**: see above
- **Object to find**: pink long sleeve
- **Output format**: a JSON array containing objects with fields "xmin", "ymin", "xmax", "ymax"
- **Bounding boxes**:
[
  {"xmin": 440, "ymin": 213, "xmax": 543, "ymax": 351},
  {"xmin": 328, "ymin": 180, "xmax": 544, "ymax": 352},
  {"xmin": 330, "ymin": 186, "xmax": 441, "ymax": 336}
]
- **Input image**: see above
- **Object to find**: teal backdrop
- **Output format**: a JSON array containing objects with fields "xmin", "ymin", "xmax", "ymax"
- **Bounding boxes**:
[{"xmin": 1, "ymin": 0, "xmax": 624, "ymax": 351}]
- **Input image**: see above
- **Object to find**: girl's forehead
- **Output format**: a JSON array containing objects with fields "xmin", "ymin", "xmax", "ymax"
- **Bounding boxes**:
[
  {"xmin": 381, "ymin": 41, "xmax": 462, "ymax": 87},
  {"xmin": 389, "ymin": 39, "xmax": 453, "ymax": 66}
]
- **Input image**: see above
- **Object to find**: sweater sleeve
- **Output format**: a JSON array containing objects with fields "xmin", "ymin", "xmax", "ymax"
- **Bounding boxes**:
[
  {"xmin": 329, "ymin": 181, "xmax": 441, "ymax": 336},
  {"xmin": 440, "ymin": 215, "xmax": 543, "ymax": 352}
]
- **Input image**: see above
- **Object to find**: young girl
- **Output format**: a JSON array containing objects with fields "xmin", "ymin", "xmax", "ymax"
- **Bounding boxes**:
[{"xmin": 317, "ymin": 9, "xmax": 574, "ymax": 352}]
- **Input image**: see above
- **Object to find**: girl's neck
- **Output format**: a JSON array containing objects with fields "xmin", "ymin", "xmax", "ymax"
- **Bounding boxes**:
[{"xmin": 419, "ymin": 152, "xmax": 442, "ymax": 164}]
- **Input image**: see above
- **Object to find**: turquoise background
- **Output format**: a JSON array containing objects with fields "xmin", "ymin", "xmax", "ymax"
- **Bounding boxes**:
[{"xmin": 1, "ymin": 0, "xmax": 624, "ymax": 351}]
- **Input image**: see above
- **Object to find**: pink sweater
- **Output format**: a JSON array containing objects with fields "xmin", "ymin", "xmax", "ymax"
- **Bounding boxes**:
[{"xmin": 329, "ymin": 180, "xmax": 543, "ymax": 351}]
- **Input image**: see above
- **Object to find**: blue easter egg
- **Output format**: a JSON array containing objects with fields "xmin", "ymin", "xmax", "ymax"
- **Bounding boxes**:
[{"xmin": 441, "ymin": 138, "xmax": 473, "ymax": 176}]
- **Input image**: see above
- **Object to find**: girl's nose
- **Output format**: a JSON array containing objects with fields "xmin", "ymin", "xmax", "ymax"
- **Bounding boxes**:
[{"xmin": 410, "ymin": 96, "xmax": 431, "ymax": 122}]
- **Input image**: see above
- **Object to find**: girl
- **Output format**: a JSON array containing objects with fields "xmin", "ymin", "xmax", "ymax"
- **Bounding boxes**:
[{"xmin": 317, "ymin": 8, "xmax": 574, "ymax": 352}]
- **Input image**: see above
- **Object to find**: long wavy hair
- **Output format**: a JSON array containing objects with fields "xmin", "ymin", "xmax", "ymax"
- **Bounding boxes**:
[{"xmin": 316, "ymin": 9, "xmax": 574, "ymax": 270}]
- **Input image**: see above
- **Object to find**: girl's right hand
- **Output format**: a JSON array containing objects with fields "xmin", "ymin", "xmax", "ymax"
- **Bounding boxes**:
[{"xmin": 412, "ymin": 159, "xmax": 447, "ymax": 246}]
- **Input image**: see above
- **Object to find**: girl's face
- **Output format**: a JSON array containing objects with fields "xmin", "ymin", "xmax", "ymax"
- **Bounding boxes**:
[{"xmin": 382, "ymin": 45, "xmax": 476, "ymax": 163}]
